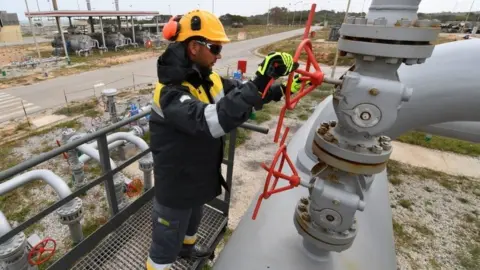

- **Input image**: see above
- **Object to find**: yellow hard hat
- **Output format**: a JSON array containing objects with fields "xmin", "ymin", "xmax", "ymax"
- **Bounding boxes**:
[{"xmin": 163, "ymin": 10, "xmax": 230, "ymax": 43}]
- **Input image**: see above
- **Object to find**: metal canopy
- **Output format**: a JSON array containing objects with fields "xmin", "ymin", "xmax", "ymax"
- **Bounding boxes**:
[{"xmin": 25, "ymin": 10, "xmax": 159, "ymax": 18}]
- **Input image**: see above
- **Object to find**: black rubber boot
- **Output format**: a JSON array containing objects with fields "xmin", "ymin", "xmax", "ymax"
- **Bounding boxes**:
[{"xmin": 178, "ymin": 243, "xmax": 212, "ymax": 259}]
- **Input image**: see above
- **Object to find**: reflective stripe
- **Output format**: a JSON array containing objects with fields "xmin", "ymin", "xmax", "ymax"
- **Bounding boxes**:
[
  {"xmin": 212, "ymin": 90, "xmax": 224, "ymax": 103},
  {"xmin": 151, "ymin": 103, "xmax": 164, "ymax": 117},
  {"xmin": 204, "ymin": 104, "xmax": 225, "ymax": 138}
]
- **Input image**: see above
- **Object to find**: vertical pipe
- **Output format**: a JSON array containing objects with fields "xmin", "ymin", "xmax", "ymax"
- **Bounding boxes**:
[
  {"xmin": 117, "ymin": 16, "xmax": 121, "ymax": 31},
  {"xmin": 57, "ymin": 16, "xmax": 71, "ymax": 64},
  {"xmin": 330, "ymin": 0, "xmax": 352, "ymax": 78},
  {"xmin": 97, "ymin": 135, "xmax": 119, "ymax": 216},
  {"xmin": 99, "ymin": 16, "xmax": 106, "ymax": 49},
  {"xmin": 224, "ymin": 129, "xmax": 237, "ymax": 216},
  {"xmin": 24, "ymin": 0, "xmax": 41, "ymax": 58},
  {"xmin": 68, "ymin": 222, "xmax": 84, "ymax": 244},
  {"xmin": 131, "ymin": 16, "xmax": 136, "ymax": 44},
  {"xmin": 155, "ymin": 16, "xmax": 159, "ymax": 35},
  {"xmin": 143, "ymin": 170, "xmax": 153, "ymax": 191}
]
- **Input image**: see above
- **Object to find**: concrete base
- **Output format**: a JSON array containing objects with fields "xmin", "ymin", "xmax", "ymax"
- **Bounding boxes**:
[{"xmin": 31, "ymin": 114, "xmax": 67, "ymax": 128}]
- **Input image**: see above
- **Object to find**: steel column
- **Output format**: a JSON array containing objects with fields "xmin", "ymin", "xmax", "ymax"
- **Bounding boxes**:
[{"xmin": 97, "ymin": 134, "xmax": 119, "ymax": 216}]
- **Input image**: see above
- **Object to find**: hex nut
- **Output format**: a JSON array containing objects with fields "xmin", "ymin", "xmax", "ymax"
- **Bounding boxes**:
[
  {"xmin": 369, "ymin": 88, "xmax": 379, "ymax": 96},
  {"xmin": 385, "ymin": 58, "xmax": 399, "ymax": 64},
  {"xmin": 355, "ymin": 144, "xmax": 367, "ymax": 153},
  {"xmin": 371, "ymin": 145, "xmax": 383, "ymax": 154},
  {"xmin": 324, "ymin": 132, "xmax": 335, "ymax": 142},
  {"xmin": 380, "ymin": 135, "xmax": 391, "ymax": 142},
  {"xmin": 381, "ymin": 141, "xmax": 392, "ymax": 151},
  {"xmin": 298, "ymin": 204, "xmax": 307, "ymax": 212},
  {"xmin": 300, "ymin": 197, "xmax": 309, "ymax": 205},
  {"xmin": 318, "ymin": 126, "xmax": 329, "ymax": 135},
  {"xmin": 301, "ymin": 212, "xmax": 311, "ymax": 223}
]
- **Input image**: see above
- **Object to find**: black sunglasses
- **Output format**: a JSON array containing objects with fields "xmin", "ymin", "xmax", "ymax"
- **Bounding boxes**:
[{"xmin": 195, "ymin": 40, "xmax": 222, "ymax": 55}]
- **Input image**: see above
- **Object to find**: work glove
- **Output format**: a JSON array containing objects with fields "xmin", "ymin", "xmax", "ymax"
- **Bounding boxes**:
[
  {"xmin": 251, "ymin": 52, "xmax": 299, "ymax": 101},
  {"xmin": 263, "ymin": 74, "xmax": 312, "ymax": 103},
  {"xmin": 256, "ymin": 52, "xmax": 299, "ymax": 79}
]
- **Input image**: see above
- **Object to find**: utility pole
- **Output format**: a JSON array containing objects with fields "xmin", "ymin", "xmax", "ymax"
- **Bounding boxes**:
[
  {"xmin": 25, "ymin": 0, "xmax": 41, "ymax": 58},
  {"xmin": 266, "ymin": 0, "xmax": 271, "ymax": 30},
  {"xmin": 212, "ymin": 0, "xmax": 215, "ymax": 13},
  {"xmin": 330, "ymin": 0, "xmax": 352, "ymax": 78}
]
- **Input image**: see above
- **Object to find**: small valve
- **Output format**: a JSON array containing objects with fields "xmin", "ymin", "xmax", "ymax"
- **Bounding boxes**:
[
  {"xmin": 252, "ymin": 127, "xmax": 301, "ymax": 220},
  {"xmin": 28, "ymin": 237, "xmax": 56, "ymax": 266}
]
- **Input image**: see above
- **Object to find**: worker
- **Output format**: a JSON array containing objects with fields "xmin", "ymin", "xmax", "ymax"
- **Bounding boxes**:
[{"xmin": 147, "ymin": 9, "xmax": 303, "ymax": 270}]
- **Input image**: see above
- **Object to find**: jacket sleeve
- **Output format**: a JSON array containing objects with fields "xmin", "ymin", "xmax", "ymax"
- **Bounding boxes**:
[{"xmin": 159, "ymin": 82, "xmax": 262, "ymax": 138}]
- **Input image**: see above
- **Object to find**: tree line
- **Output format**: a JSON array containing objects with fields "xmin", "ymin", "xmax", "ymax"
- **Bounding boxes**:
[{"xmin": 148, "ymin": 7, "xmax": 478, "ymax": 26}]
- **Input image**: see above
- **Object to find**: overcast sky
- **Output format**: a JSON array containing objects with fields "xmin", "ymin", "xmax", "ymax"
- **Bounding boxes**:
[{"xmin": 1, "ymin": 0, "xmax": 479, "ymax": 21}]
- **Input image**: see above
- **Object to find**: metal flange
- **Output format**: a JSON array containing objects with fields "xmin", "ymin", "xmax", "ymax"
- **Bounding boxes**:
[
  {"xmin": 312, "ymin": 141, "xmax": 387, "ymax": 175},
  {"xmin": 293, "ymin": 201, "xmax": 357, "ymax": 253},
  {"xmin": 56, "ymin": 197, "xmax": 84, "ymax": 225},
  {"xmin": 0, "ymin": 232, "xmax": 26, "ymax": 262}
]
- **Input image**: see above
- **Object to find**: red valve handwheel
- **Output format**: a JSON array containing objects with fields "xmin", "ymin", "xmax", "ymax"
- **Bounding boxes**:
[
  {"xmin": 126, "ymin": 177, "xmax": 144, "ymax": 198},
  {"xmin": 28, "ymin": 238, "xmax": 56, "ymax": 266},
  {"xmin": 252, "ymin": 128, "xmax": 301, "ymax": 220},
  {"xmin": 273, "ymin": 39, "xmax": 325, "ymax": 143}
]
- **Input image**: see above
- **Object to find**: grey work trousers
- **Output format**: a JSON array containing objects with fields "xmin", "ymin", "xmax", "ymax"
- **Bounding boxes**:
[{"xmin": 148, "ymin": 197, "xmax": 204, "ymax": 264}]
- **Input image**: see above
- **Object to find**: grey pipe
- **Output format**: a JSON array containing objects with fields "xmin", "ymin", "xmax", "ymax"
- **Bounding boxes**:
[
  {"xmin": 77, "ymin": 144, "xmax": 118, "ymax": 170},
  {"xmin": 386, "ymin": 39, "xmax": 480, "ymax": 139},
  {"xmin": 0, "ymin": 170, "xmax": 71, "ymax": 199},
  {"xmin": 0, "ymin": 170, "xmax": 84, "ymax": 244}
]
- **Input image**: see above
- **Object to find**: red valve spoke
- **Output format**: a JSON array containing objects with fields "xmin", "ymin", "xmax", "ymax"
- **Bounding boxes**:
[
  {"xmin": 296, "ymin": 69, "xmax": 315, "ymax": 79},
  {"xmin": 28, "ymin": 238, "xmax": 56, "ymax": 266},
  {"xmin": 290, "ymin": 84, "xmax": 317, "ymax": 108},
  {"xmin": 305, "ymin": 45, "xmax": 321, "ymax": 71}
]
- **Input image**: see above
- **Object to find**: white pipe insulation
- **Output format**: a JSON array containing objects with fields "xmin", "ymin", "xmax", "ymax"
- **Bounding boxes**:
[
  {"xmin": 0, "ymin": 211, "xmax": 13, "ymax": 240},
  {"xmin": 0, "ymin": 170, "xmax": 71, "ymax": 199}
]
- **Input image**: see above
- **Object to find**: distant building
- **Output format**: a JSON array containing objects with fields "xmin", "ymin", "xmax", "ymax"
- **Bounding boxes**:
[{"xmin": 0, "ymin": 11, "xmax": 23, "ymax": 42}]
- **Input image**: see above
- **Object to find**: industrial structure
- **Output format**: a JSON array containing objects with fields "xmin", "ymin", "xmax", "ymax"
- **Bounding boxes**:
[
  {"xmin": 1, "ymin": 0, "xmax": 480, "ymax": 270},
  {"xmin": 24, "ymin": 10, "xmax": 162, "ymax": 60},
  {"xmin": 0, "ymin": 11, "xmax": 22, "ymax": 43}
]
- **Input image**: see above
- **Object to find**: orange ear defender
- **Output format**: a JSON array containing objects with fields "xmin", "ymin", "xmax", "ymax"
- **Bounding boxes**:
[{"xmin": 162, "ymin": 15, "xmax": 183, "ymax": 41}]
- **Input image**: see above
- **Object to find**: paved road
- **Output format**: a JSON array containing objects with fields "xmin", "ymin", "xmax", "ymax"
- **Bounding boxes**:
[{"xmin": 0, "ymin": 27, "xmax": 349, "ymax": 123}]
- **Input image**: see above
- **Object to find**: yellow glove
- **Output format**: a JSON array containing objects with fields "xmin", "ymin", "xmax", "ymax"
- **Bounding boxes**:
[{"xmin": 283, "ymin": 74, "xmax": 312, "ymax": 94}]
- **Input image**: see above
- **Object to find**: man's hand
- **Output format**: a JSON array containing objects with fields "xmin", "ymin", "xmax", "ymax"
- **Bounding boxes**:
[
  {"xmin": 256, "ymin": 52, "xmax": 299, "ymax": 79},
  {"xmin": 284, "ymin": 74, "xmax": 312, "ymax": 94},
  {"xmin": 263, "ymin": 75, "xmax": 312, "ymax": 103}
]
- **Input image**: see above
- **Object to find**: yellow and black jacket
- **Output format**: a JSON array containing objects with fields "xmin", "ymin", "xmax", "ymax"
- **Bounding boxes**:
[{"xmin": 149, "ymin": 42, "xmax": 277, "ymax": 209}]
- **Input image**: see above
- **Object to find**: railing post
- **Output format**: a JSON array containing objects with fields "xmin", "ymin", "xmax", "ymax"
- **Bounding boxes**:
[
  {"xmin": 97, "ymin": 134, "xmax": 119, "ymax": 216},
  {"xmin": 224, "ymin": 129, "xmax": 237, "ymax": 215}
]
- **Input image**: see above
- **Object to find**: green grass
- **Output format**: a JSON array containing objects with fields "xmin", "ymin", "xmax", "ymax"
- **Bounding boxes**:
[
  {"xmin": 411, "ymin": 223, "xmax": 434, "ymax": 236},
  {"xmin": 83, "ymin": 216, "xmax": 108, "ymax": 237},
  {"xmin": 225, "ymin": 25, "xmax": 299, "ymax": 41},
  {"xmin": 458, "ymin": 244, "xmax": 480, "ymax": 270},
  {"xmin": 84, "ymin": 109, "xmax": 102, "ymax": 118},
  {"xmin": 399, "ymin": 199, "xmax": 413, "ymax": 210},
  {"xmin": 393, "ymin": 220, "xmax": 415, "ymax": 247},
  {"xmin": 397, "ymin": 131, "xmax": 480, "ymax": 157},
  {"xmin": 54, "ymin": 98, "xmax": 98, "ymax": 116},
  {"xmin": 29, "ymin": 120, "xmax": 81, "ymax": 137},
  {"xmin": 0, "ymin": 143, "xmax": 23, "ymax": 171}
]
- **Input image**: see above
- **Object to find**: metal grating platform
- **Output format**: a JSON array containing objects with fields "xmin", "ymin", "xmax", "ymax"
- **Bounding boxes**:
[{"xmin": 70, "ymin": 199, "xmax": 227, "ymax": 270}]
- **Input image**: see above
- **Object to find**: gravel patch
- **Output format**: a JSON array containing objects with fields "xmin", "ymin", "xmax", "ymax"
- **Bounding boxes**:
[{"xmin": 388, "ymin": 161, "xmax": 480, "ymax": 270}]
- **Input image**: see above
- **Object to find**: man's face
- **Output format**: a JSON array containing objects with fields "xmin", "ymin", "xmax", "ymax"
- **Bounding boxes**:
[{"xmin": 189, "ymin": 40, "xmax": 223, "ymax": 70}]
